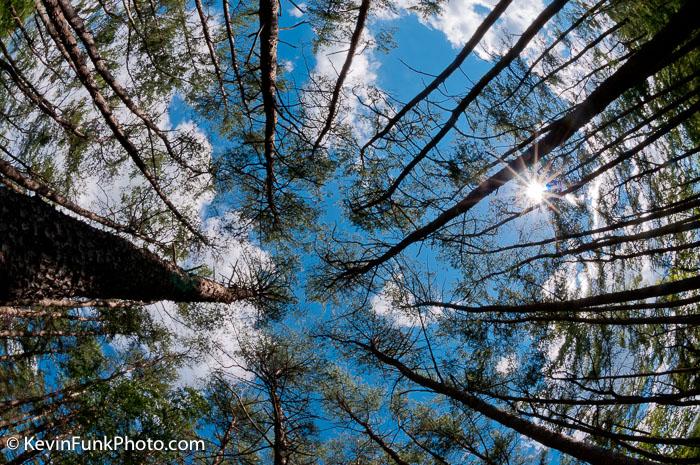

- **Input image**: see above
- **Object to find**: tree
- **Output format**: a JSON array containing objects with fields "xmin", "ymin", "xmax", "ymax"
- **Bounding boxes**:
[
  {"xmin": 317, "ymin": 0, "xmax": 700, "ymax": 463},
  {"xmin": 0, "ymin": 187, "xmax": 273, "ymax": 304},
  {"xmin": 1, "ymin": 0, "xmax": 699, "ymax": 463},
  {"xmin": 194, "ymin": 333, "xmax": 320, "ymax": 465}
]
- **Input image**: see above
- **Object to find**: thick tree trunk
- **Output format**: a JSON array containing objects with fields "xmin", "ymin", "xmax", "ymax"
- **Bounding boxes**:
[
  {"xmin": 258, "ymin": 0, "xmax": 279, "ymax": 219},
  {"xmin": 0, "ymin": 188, "xmax": 254, "ymax": 303}
]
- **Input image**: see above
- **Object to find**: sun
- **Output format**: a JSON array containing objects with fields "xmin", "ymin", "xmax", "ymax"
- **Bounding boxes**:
[{"xmin": 524, "ymin": 180, "xmax": 548, "ymax": 203}]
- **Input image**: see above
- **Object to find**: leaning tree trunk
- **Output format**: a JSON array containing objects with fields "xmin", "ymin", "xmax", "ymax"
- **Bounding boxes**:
[{"xmin": 0, "ymin": 187, "xmax": 254, "ymax": 303}]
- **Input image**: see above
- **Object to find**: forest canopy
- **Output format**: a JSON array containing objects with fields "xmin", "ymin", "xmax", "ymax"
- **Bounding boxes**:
[{"xmin": 0, "ymin": 0, "xmax": 699, "ymax": 464}]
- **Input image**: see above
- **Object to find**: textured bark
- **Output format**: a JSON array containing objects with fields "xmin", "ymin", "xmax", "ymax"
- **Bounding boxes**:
[
  {"xmin": 0, "ymin": 348, "xmax": 65, "ymax": 362},
  {"xmin": 2, "ymin": 298, "xmax": 145, "ymax": 308},
  {"xmin": 0, "ymin": 329, "xmax": 102, "ymax": 338},
  {"xmin": 271, "ymin": 389, "xmax": 289, "ymax": 465},
  {"xmin": 34, "ymin": 0, "xmax": 78, "ymax": 75},
  {"xmin": 0, "ymin": 188, "xmax": 254, "ymax": 303},
  {"xmin": 258, "ymin": 0, "xmax": 279, "ymax": 219},
  {"xmin": 211, "ymin": 417, "xmax": 237, "ymax": 465},
  {"xmin": 0, "ymin": 157, "xmax": 165, "ymax": 247},
  {"xmin": 0, "ymin": 306, "xmax": 102, "ymax": 321}
]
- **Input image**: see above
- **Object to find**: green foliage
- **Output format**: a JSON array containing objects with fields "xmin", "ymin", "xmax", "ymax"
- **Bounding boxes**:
[
  {"xmin": 2, "ymin": 0, "xmax": 700, "ymax": 464},
  {"xmin": 0, "ymin": 0, "xmax": 33, "ymax": 37}
]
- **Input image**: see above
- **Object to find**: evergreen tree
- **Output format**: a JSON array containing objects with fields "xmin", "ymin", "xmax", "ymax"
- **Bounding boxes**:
[{"xmin": 1, "ymin": 0, "xmax": 699, "ymax": 463}]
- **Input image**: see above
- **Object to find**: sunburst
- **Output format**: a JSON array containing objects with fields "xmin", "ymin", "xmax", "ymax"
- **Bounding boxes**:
[{"xmin": 524, "ymin": 180, "xmax": 548, "ymax": 203}]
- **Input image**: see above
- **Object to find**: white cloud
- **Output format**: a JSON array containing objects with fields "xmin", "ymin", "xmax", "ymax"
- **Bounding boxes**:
[
  {"xmin": 288, "ymin": 2, "xmax": 306, "ymax": 18},
  {"xmin": 495, "ymin": 353, "xmax": 517, "ymax": 374},
  {"xmin": 370, "ymin": 291, "xmax": 420, "ymax": 327},
  {"xmin": 140, "ymin": 213, "xmax": 269, "ymax": 387},
  {"xmin": 305, "ymin": 30, "xmax": 382, "ymax": 143},
  {"xmin": 370, "ymin": 280, "xmax": 442, "ymax": 327},
  {"xmin": 379, "ymin": 0, "xmax": 547, "ymax": 59},
  {"xmin": 313, "ymin": 37, "xmax": 378, "ymax": 88},
  {"xmin": 281, "ymin": 59, "xmax": 295, "ymax": 73},
  {"xmin": 146, "ymin": 300, "xmax": 258, "ymax": 386},
  {"xmin": 544, "ymin": 334, "xmax": 565, "ymax": 363}
]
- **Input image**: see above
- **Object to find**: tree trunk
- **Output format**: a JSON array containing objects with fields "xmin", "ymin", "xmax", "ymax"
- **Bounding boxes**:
[
  {"xmin": 339, "ymin": 0, "xmax": 700, "ymax": 279},
  {"xmin": 258, "ymin": 0, "xmax": 279, "ymax": 219},
  {"xmin": 363, "ymin": 341, "xmax": 659, "ymax": 465},
  {"xmin": 271, "ymin": 389, "xmax": 288, "ymax": 465},
  {"xmin": 0, "ymin": 188, "xmax": 253, "ymax": 303}
]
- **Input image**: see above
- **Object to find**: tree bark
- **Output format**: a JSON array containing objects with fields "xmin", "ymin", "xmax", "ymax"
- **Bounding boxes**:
[
  {"xmin": 0, "ymin": 156, "xmax": 166, "ymax": 247},
  {"xmin": 418, "ymin": 274, "xmax": 700, "ymax": 314},
  {"xmin": 271, "ymin": 388, "xmax": 289, "ymax": 465},
  {"xmin": 0, "ymin": 188, "xmax": 254, "ymax": 303},
  {"xmin": 258, "ymin": 0, "xmax": 279, "ymax": 220}
]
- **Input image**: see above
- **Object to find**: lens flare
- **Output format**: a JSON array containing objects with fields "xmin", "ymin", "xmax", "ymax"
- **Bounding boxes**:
[{"xmin": 524, "ymin": 181, "xmax": 548, "ymax": 203}]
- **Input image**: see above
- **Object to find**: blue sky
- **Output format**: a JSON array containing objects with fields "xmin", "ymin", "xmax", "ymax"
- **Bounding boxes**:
[
  {"xmin": 165, "ymin": 0, "xmax": 563, "ymax": 335},
  {"xmin": 6, "ymin": 1, "xmax": 688, "ymax": 462}
]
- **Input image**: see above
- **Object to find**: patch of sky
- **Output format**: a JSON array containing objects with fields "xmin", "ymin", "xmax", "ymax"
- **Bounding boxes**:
[{"xmin": 161, "ymin": 3, "xmax": 584, "ymax": 456}]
